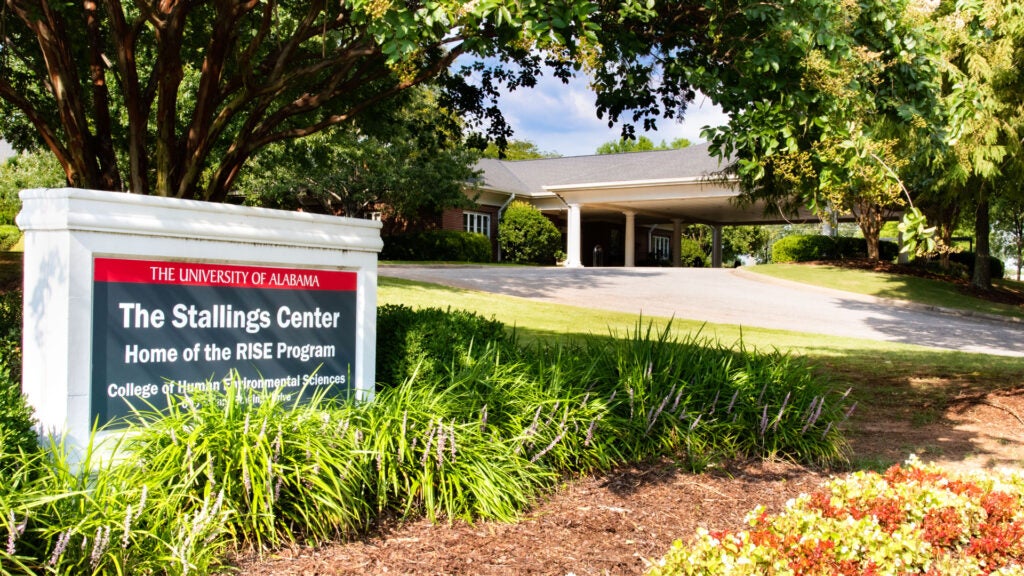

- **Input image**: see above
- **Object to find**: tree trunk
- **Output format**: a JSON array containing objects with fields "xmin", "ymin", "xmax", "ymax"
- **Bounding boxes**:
[
  {"xmin": 972, "ymin": 185, "xmax": 992, "ymax": 290},
  {"xmin": 856, "ymin": 201, "xmax": 883, "ymax": 262}
]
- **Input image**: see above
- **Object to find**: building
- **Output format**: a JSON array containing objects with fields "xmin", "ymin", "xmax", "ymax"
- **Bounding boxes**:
[{"xmin": 446, "ymin": 143, "xmax": 820, "ymax": 267}]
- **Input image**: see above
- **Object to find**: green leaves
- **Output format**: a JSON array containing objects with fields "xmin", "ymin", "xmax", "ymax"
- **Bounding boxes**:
[{"xmin": 898, "ymin": 206, "xmax": 938, "ymax": 255}]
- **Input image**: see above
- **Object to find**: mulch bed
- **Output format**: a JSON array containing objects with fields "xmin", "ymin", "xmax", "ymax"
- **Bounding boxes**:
[{"xmin": 229, "ymin": 459, "xmax": 832, "ymax": 576}]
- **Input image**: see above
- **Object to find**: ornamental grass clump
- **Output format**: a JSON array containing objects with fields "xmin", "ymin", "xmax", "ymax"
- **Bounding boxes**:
[
  {"xmin": 0, "ymin": 308, "xmax": 853, "ymax": 573},
  {"xmin": 0, "ymin": 432, "xmax": 229, "ymax": 576},
  {"xmin": 649, "ymin": 456, "xmax": 1024, "ymax": 575},
  {"xmin": 576, "ymin": 322, "xmax": 852, "ymax": 470}
]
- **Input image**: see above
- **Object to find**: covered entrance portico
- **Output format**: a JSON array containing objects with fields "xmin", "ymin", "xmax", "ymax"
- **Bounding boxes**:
[
  {"xmin": 550, "ymin": 176, "xmax": 812, "ymax": 268},
  {"xmin": 463, "ymin": 143, "xmax": 824, "ymax": 266}
]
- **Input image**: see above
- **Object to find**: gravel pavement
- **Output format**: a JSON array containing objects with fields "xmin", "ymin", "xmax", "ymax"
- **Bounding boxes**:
[{"xmin": 379, "ymin": 265, "xmax": 1024, "ymax": 357}]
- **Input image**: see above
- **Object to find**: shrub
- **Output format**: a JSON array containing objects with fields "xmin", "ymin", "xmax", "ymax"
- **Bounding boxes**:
[
  {"xmin": 0, "ymin": 290, "xmax": 33, "ymax": 473},
  {"xmin": 381, "ymin": 230, "xmax": 491, "ymax": 262},
  {"xmin": 771, "ymin": 234, "xmax": 899, "ymax": 263},
  {"xmin": 678, "ymin": 238, "xmax": 708, "ymax": 267},
  {"xmin": 498, "ymin": 201, "xmax": 562, "ymax": 264},
  {"xmin": 650, "ymin": 457, "xmax": 1024, "ymax": 575},
  {"xmin": 949, "ymin": 251, "xmax": 1005, "ymax": 278},
  {"xmin": 0, "ymin": 225, "xmax": 20, "ymax": 251},
  {"xmin": 771, "ymin": 234, "xmax": 837, "ymax": 263},
  {"xmin": 375, "ymin": 304, "xmax": 510, "ymax": 388}
]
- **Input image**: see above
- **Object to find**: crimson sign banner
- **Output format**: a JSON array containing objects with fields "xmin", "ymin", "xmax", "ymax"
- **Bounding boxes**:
[{"xmin": 91, "ymin": 257, "xmax": 357, "ymax": 427}]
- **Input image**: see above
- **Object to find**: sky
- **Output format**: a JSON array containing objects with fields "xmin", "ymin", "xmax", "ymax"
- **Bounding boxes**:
[{"xmin": 492, "ymin": 70, "xmax": 729, "ymax": 157}]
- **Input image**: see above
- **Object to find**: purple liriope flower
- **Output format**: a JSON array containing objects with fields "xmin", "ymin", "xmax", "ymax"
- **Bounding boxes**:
[
  {"xmin": 170, "ymin": 428, "xmax": 177, "ymax": 445},
  {"xmin": 821, "ymin": 422, "xmax": 833, "ymax": 439},
  {"xmin": 243, "ymin": 466, "xmax": 252, "ymax": 496},
  {"xmin": 90, "ymin": 525, "xmax": 110, "ymax": 569},
  {"xmin": 421, "ymin": 432, "xmax": 434, "ymax": 466},
  {"xmin": 689, "ymin": 414, "xmax": 702, "ymax": 431},
  {"xmin": 376, "ymin": 452, "xmax": 383, "ymax": 472},
  {"xmin": 726, "ymin": 390, "xmax": 739, "ymax": 414},
  {"xmin": 186, "ymin": 444, "xmax": 195, "ymax": 479},
  {"xmin": 708, "ymin": 390, "xmax": 721, "ymax": 415},
  {"xmin": 671, "ymin": 385, "xmax": 684, "ymax": 412},
  {"xmin": 48, "ymin": 529, "xmax": 71, "ymax": 567},
  {"xmin": 756, "ymin": 383, "xmax": 768, "ymax": 405},
  {"xmin": 609, "ymin": 390, "xmax": 617, "ymax": 403},
  {"xmin": 584, "ymin": 419, "xmax": 598, "ymax": 447},
  {"xmin": 81, "ymin": 534, "xmax": 88, "ymax": 551},
  {"xmin": 801, "ymin": 397, "xmax": 822, "ymax": 434},
  {"xmin": 841, "ymin": 387, "xmax": 852, "ymax": 399},
  {"xmin": 759, "ymin": 405, "xmax": 769, "ymax": 437},
  {"xmin": 645, "ymin": 361, "xmax": 653, "ymax": 380},
  {"xmin": 243, "ymin": 413, "xmax": 251, "ymax": 436},
  {"xmin": 628, "ymin": 388, "xmax": 635, "ymax": 419},
  {"xmin": 844, "ymin": 401, "xmax": 858, "ymax": 420},
  {"xmin": 543, "ymin": 402, "xmax": 561, "ymax": 427},
  {"xmin": 526, "ymin": 406, "xmax": 542, "ymax": 437},
  {"xmin": 436, "ymin": 424, "xmax": 446, "ymax": 465},
  {"xmin": 531, "ymin": 426, "xmax": 566, "ymax": 463},
  {"xmin": 136, "ymin": 485, "xmax": 148, "ymax": 521},
  {"xmin": 579, "ymin": 393, "xmax": 590, "ymax": 409},
  {"xmin": 5, "ymin": 511, "xmax": 25, "ymax": 555},
  {"xmin": 646, "ymin": 395, "xmax": 670, "ymax": 433},
  {"xmin": 354, "ymin": 429, "xmax": 363, "ymax": 446},
  {"xmin": 274, "ymin": 476, "xmax": 283, "ymax": 500},
  {"xmin": 311, "ymin": 463, "xmax": 320, "ymax": 477},
  {"xmin": 272, "ymin": 431, "xmax": 283, "ymax": 463},
  {"xmin": 401, "ymin": 411, "xmax": 408, "ymax": 438},
  {"xmin": 480, "ymin": 404, "xmax": 488, "ymax": 432},
  {"xmin": 122, "ymin": 504, "xmax": 133, "ymax": 548}
]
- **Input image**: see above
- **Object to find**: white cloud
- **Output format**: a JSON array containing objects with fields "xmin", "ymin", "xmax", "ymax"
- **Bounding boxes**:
[{"xmin": 494, "ymin": 71, "xmax": 729, "ymax": 157}]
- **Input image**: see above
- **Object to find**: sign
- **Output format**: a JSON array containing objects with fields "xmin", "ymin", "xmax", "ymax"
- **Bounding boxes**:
[{"xmin": 91, "ymin": 257, "xmax": 357, "ymax": 426}]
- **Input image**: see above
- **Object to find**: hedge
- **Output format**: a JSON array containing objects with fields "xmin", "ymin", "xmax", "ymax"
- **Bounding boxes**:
[
  {"xmin": 949, "ymin": 251, "xmax": 1005, "ymax": 279},
  {"xmin": 375, "ymin": 304, "xmax": 511, "ymax": 388},
  {"xmin": 381, "ymin": 230, "xmax": 491, "ymax": 262},
  {"xmin": 0, "ymin": 225, "xmax": 21, "ymax": 252},
  {"xmin": 771, "ymin": 234, "xmax": 898, "ymax": 263}
]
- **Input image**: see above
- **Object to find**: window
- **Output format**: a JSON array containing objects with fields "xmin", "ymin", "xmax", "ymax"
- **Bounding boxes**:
[
  {"xmin": 464, "ymin": 212, "xmax": 491, "ymax": 237},
  {"xmin": 652, "ymin": 236, "xmax": 671, "ymax": 261}
]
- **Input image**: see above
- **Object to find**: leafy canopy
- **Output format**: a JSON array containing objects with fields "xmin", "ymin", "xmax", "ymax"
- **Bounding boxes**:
[{"xmin": 0, "ymin": 0, "xmax": 657, "ymax": 200}]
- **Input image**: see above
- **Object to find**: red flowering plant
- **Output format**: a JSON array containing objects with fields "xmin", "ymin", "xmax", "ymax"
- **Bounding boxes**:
[{"xmin": 650, "ymin": 456, "xmax": 1024, "ymax": 575}]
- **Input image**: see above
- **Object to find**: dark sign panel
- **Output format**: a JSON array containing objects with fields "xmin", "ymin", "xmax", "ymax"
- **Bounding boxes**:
[{"xmin": 92, "ymin": 258, "xmax": 357, "ymax": 427}]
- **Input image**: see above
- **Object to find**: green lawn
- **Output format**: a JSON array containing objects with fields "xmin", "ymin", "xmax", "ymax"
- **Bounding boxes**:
[
  {"xmin": 745, "ymin": 263, "xmax": 1024, "ymax": 320},
  {"xmin": 379, "ymin": 275, "xmax": 1024, "ymax": 469}
]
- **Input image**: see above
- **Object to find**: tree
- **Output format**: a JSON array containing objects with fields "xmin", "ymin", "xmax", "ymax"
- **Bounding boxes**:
[
  {"xmin": 929, "ymin": 0, "xmax": 1024, "ymax": 289},
  {"xmin": 235, "ymin": 88, "xmax": 477, "ymax": 225},
  {"xmin": 587, "ymin": 0, "xmax": 946, "ymax": 262},
  {"xmin": 480, "ymin": 140, "xmax": 560, "ymax": 160},
  {"xmin": 595, "ymin": 135, "xmax": 690, "ymax": 155},
  {"xmin": 0, "ymin": 149, "xmax": 65, "ymax": 224},
  {"xmin": 0, "ymin": 0, "xmax": 649, "ymax": 200}
]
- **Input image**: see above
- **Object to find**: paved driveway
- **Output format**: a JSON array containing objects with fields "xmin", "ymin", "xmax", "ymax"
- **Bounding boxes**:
[{"xmin": 379, "ymin": 265, "xmax": 1024, "ymax": 357}]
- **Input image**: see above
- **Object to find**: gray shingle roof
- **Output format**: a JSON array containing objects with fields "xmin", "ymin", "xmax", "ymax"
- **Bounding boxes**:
[{"xmin": 473, "ymin": 142, "xmax": 732, "ymax": 196}]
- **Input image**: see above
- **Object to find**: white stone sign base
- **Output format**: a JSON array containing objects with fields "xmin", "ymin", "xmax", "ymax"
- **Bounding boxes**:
[{"xmin": 17, "ymin": 188, "xmax": 382, "ymax": 456}]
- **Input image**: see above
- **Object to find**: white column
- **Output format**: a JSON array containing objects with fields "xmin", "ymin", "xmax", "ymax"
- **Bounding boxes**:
[
  {"xmin": 624, "ymin": 210, "xmax": 636, "ymax": 268},
  {"xmin": 565, "ymin": 203, "xmax": 582, "ymax": 268},
  {"xmin": 711, "ymin": 224, "xmax": 723, "ymax": 268},
  {"xmin": 672, "ymin": 219, "xmax": 682, "ymax": 268}
]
